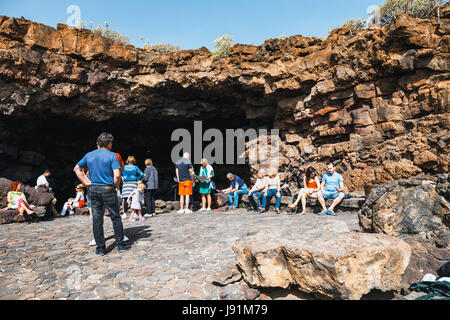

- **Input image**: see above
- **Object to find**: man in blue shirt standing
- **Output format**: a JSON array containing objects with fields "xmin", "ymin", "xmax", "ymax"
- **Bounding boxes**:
[
  {"xmin": 222, "ymin": 173, "xmax": 249, "ymax": 209},
  {"xmin": 317, "ymin": 163, "xmax": 345, "ymax": 216},
  {"xmin": 74, "ymin": 133, "xmax": 131, "ymax": 256}
]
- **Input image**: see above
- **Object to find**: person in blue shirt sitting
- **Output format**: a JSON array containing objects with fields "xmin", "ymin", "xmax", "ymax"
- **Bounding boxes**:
[
  {"xmin": 221, "ymin": 173, "xmax": 249, "ymax": 210},
  {"xmin": 317, "ymin": 163, "xmax": 345, "ymax": 216}
]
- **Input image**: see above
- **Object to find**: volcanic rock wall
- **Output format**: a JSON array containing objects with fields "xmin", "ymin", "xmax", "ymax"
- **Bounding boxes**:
[{"xmin": 0, "ymin": 7, "xmax": 449, "ymax": 195}]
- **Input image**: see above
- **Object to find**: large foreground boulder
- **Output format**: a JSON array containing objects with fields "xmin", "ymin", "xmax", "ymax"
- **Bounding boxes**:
[
  {"xmin": 359, "ymin": 176, "xmax": 450, "ymax": 236},
  {"xmin": 233, "ymin": 224, "xmax": 411, "ymax": 300}
]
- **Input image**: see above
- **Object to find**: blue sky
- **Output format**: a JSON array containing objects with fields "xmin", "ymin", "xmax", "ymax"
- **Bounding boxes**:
[{"xmin": 0, "ymin": 0, "xmax": 385, "ymax": 50}]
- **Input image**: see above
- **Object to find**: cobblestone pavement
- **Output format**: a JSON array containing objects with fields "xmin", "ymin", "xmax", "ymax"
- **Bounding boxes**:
[{"xmin": 0, "ymin": 210, "xmax": 361, "ymax": 300}]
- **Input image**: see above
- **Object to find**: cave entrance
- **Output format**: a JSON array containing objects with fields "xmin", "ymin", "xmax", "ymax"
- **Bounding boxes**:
[{"xmin": 0, "ymin": 113, "xmax": 273, "ymax": 208}]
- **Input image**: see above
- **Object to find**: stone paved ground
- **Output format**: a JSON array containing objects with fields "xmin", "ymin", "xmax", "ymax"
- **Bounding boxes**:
[{"xmin": 0, "ymin": 210, "xmax": 362, "ymax": 300}]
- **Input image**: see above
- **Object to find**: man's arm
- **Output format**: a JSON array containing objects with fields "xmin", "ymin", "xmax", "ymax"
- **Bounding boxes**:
[
  {"xmin": 142, "ymin": 168, "xmax": 149, "ymax": 184},
  {"xmin": 113, "ymin": 169, "xmax": 121, "ymax": 190},
  {"xmin": 175, "ymin": 168, "xmax": 180, "ymax": 182},
  {"xmin": 74, "ymin": 165, "xmax": 91, "ymax": 186},
  {"xmin": 336, "ymin": 181, "xmax": 344, "ymax": 193}
]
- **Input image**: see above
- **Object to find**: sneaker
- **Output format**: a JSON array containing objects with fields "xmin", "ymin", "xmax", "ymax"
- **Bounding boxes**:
[
  {"xmin": 318, "ymin": 210, "xmax": 328, "ymax": 216},
  {"xmin": 124, "ymin": 235, "xmax": 129, "ymax": 242},
  {"xmin": 206, "ymin": 208, "xmax": 212, "ymax": 212},
  {"xmin": 199, "ymin": 207, "xmax": 207, "ymax": 212},
  {"xmin": 177, "ymin": 209, "xmax": 185, "ymax": 214},
  {"xmin": 96, "ymin": 249, "xmax": 106, "ymax": 256},
  {"xmin": 89, "ymin": 239, "xmax": 96, "ymax": 246},
  {"xmin": 132, "ymin": 213, "xmax": 139, "ymax": 219},
  {"xmin": 184, "ymin": 209, "xmax": 193, "ymax": 214},
  {"xmin": 118, "ymin": 244, "xmax": 131, "ymax": 253},
  {"xmin": 121, "ymin": 213, "xmax": 127, "ymax": 219},
  {"xmin": 139, "ymin": 217, "xmax": 145, "ymax": 222},
  {"xmin": 144, "ymin": 214, "xmax": 152, "ymax": 218},
  {"xmin": 327, "ymin": 209, "xmax": 337, "ymax": 216}
]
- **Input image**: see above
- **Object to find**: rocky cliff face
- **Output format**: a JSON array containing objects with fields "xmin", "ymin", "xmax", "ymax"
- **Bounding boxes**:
[{"xmin": 0, "ymin": 7, "xmax": 449, "ymax": 196}]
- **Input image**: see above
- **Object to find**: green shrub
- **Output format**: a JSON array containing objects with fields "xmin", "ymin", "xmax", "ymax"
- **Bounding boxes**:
[
  {"xmin": 76, "ymin": 21, "xmax": 131, "ymax": 46},
  {"xmin": 211, "ymin": 34, "xmax": 234, "ymax": 60},
  {"xmin": 379, "ymin": 0, "xmax": 446, "ymax": 24},
  {"xmin": 140, "ymin": 37, "xmax": 180, "ymax": 54},
  {"xmin": 343, "ymin": 18, "xmax": 367, "ymax": 31}
]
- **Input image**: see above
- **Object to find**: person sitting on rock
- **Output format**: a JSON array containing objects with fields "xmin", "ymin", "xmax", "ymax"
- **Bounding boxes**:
[
  {"xmin": 248, "ymin": 169, "xmax": 267, "ymax": 212},
  {"xmin": 289, "ymin": 167, "xmax": 321, "ymax": 215},
  {"xmin": 1, "ymin": 181, "xmax": 35, "ymax": 218},
  {"xmin": 60, "ymin": 184, "xmax": 85, "ymax": 217},
  {"xmin": 317, "ymin": 163, "xmax": 345, "ymax": 216},
  {"xmin": 222, "ymin": 173, "xmax": 249, "ymax": 210},
  {"xmin": 35, "ymin": 170, "xmax": 52, "ymax": 192},
  {"xmin": 260, "ymin": 168, "xmax": 282, "ymax": 214}
]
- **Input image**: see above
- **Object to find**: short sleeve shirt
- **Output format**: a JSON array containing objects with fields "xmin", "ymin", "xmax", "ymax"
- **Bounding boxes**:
[
  {"xmin": 36, "ymin": 175, "xmax": 48, "ymax": 187},
  {"xmin": 322, "ymin": 173, "xmax": 344, "ymax": 192},
  {"xmin": 230, "ymin": 175, "xmax": 246, "ymax": 189},
  {"xmin": 176, "ymin": 158, "xmax": 193, "ymax": 182},
  {"xmin": 77, "ymin": 149, "xmax": 121, "ymax": 186}
]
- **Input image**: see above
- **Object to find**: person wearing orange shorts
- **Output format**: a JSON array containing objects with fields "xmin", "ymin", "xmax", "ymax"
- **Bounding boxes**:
[
  {"xmin": 176, "ymin": 152, "xmax": 194, "ymax": 213},
  {"xmin": 179, "ymin": 180, "xmax": 193, "ymax": 196}
]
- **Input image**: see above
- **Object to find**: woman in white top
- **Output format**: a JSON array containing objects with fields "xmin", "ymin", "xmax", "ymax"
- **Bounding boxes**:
[
  {"xmin": 248, "ymin": 169, "xmax": 267, "ymax": 212},
  {"xmin": 198, "ymin": 158, "xmax": 215, "ymax": 212},
  {"xmin": 61, "ymin": 185, "xmax": 85, "ymax": 216},
  {"xmin": 260, "ymin": 168, "xmax": 282, "ymax": 214}
]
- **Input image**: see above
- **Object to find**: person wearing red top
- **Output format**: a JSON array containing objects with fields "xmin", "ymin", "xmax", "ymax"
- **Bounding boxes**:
[{"xmin": 289, "ymin": 167, "xmax": 321, "ymax": 215}]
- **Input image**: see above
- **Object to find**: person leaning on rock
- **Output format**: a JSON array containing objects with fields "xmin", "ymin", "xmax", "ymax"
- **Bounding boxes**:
[
  {"xmin": 317, "ymin": 163, "xmax": 345, "ymax": 216},
  {"xmin": 73, "ymin": 133, "xmax": 131, "ymax": 256}
]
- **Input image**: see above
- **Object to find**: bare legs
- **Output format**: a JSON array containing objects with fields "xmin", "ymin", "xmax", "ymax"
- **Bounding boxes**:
[
  {"xmin": 317, "ymin": 193, "xmax": 328, "ymax": 212},
  {"xmin": 289, "ymin": 188, "xmax": 316, "ymax": 215},
  {"xmin": 329, "ymin": 193, "xmax": 345, "ymax": 211},
  {"xmin": 180, "ymin": 195, "xmax": 190, "ymax": 211},
  {"xmin": 18, "ymin": 202, "xmax": 34, "ymax": 217},
  {"xmin": 317, "ymin": 192, "xmax": 345, "ymax": 213},
  {"xmin": 201, "ymin": 194, "xmax": 212, "ymax": 210}
]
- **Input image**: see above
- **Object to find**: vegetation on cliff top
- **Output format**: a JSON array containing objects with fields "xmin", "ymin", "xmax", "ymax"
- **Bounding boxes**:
[
  {"xmin": 379, "ymin": 0, "xmax": 447, "ymax": 24},
  {"xmin": 211, "ymin": 34, "xmax": 234, "ymax": 60},
  {"xmin": 76, "ymin": 21, "xmax": 131, "ymax": 46}
]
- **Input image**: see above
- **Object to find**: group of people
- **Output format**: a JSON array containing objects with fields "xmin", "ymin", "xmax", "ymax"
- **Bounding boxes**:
[
  {"xmin": 220, "ymin": 163, "xmax": 345, "ymax": 216},
  {"xmin": 1, "ymin": 170, "xmax": 61, "ymax": 218},
  {"xmin": 1, "ymin": 132, "xmax": 347, "ymax": 257},
  {"xmin": 175, "ymin": 153, "xmax": 215, "ymax": 214},
  {"xmin": 174, "ymin": 154, "xmax": 346, "ymax": 216}
]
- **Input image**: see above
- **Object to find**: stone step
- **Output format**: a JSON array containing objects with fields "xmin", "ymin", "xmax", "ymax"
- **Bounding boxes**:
[{"xmin": 241, "ymin": 194, "xmax": 365, "ymax": 209}]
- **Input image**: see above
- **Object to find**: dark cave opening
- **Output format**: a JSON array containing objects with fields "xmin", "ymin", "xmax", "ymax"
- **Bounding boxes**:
[{"xmin": 0, "ymin": 113, "xmax": 274, "ymax": 209}]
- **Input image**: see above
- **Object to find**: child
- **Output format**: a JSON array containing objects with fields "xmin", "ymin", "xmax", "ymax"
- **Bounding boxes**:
[
  {"xmin": 127, "ymin": 182, "xmax": 145, "ymax": 222},
  {"xmin": 61, "ymin": 184, "xmax": 85, "ymax": 216}
]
